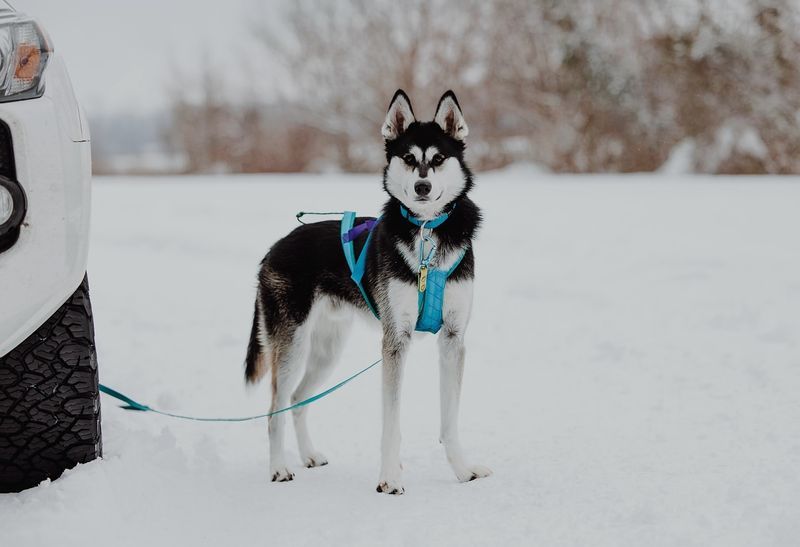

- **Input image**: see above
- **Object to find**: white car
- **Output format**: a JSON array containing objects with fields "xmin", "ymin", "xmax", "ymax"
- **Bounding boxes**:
[{"xmin": 0, "ymin": 3, "xmax": 99, "ymax": 492}]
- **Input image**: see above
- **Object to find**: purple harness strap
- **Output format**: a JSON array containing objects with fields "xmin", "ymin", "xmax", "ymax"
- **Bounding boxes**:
[{"xmin": 341, "ymin": 219, "xmax": 378, "ymax": 243}]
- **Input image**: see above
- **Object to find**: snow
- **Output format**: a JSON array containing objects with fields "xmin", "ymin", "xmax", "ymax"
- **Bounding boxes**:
[{"xmin": 3, "ymin": 172, "xmax": 800, "ymax": 546}]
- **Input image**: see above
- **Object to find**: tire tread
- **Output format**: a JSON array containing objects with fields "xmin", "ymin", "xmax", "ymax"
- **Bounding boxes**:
[{"xmin": 0, "ymin": 276, "xmax": 102, "ymax": 492}]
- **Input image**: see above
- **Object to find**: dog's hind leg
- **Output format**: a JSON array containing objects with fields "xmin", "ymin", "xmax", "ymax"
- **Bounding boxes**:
[
  {"xmin": 291, "ymin": 299, "xmax": 351, "ymax": 468},
  {"xmin": 438, "ymin": 280, "xmax": 492, "ymax": 483},
  {"xmin": 268, "ymin": 326, "xmax": 307, "ymax": 482}
]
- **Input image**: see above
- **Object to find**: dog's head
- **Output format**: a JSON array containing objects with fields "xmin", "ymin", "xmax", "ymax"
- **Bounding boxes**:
[{"xmin": 381, "ymin": 90, "xmax": 473, "ymax": 220}]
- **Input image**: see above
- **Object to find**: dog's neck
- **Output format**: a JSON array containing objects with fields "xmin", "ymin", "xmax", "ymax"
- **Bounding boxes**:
[
  {"xmin": 380, "ymin": 195, "xmax": 481, "ymax": 257},
  {"xmin": 399, "ymin": 203, "xmax": 455, "ymax": 228}
]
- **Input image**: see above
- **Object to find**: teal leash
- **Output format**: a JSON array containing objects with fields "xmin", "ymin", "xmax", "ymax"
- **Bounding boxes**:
[{"xmin": 98, "ymin": 358, "xmax": 382, "ymax": 422}]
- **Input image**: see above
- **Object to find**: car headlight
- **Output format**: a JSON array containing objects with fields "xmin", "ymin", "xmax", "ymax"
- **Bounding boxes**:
[{"xmin": 0, "ymin": 15, "xmax": 52, "ymax": 103}]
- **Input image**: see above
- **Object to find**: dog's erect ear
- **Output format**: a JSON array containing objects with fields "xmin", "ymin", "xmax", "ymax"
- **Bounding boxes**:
[
  {"xmin": 382, "ymin": 89, "xmax": 415, "ymax": 140},
  {"xmin": 434, "ymin": 90, "xmax": 469, "ymax": 140}
]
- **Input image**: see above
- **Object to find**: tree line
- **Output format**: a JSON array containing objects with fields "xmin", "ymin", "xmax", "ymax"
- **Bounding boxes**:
[{"xmin": 165, "ymin": 0, "xmax": 800, "ymax": 174}]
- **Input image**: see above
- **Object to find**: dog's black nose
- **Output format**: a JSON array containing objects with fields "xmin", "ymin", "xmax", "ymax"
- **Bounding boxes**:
[{"xmin": 414, "ymin": 180, "xmax": 432, "ymax": 197}]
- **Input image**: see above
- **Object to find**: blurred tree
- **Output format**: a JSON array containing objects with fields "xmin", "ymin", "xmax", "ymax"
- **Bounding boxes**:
[
  {"xmin": 641, "ymin": 0, "xmax": 800, "ymax": 173},
  {"xmin": 162, "ymin": 0, "xmax": 800, "ymax": 175},
  {"xmin": 167, "ymin": 63, "xmax": 236, "ymax": 173},
  {"xmin": 254, "ymin": 0, "xmax": 488, "ymax": 171},
  {"xmin": 486, "ymin": 0, "xmax": 655, "ymax": 171}
]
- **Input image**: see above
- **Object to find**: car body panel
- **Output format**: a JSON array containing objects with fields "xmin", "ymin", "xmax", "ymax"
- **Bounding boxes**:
[{"xmin": 0, "ymin": 53, "xmax": 92, "ymax": 357}]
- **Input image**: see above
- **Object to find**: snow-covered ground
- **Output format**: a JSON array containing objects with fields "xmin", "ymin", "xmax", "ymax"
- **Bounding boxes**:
[{"xmin": 3, "ymin": 172, "xmax": 800, "ymax": 546}]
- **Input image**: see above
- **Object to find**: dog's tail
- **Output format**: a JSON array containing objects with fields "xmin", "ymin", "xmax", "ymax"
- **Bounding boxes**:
[{"xmin": 244, "ymin": 294, "xmax": 268, "ymax": 384}]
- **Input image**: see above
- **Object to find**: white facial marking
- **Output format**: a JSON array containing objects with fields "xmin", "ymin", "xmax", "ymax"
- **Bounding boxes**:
[
  {"xmin": 410, "ymin": 146, "xmax": 423, "ymax": 163},
  {"xmin": 424, "ymin": 146, "xmax": 440, "ymax": 163}
]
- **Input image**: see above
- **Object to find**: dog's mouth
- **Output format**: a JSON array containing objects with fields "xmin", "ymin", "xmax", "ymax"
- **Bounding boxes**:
[{"xmin": 414, "ymin": 191, "xmax": 443, "ymax": 203}]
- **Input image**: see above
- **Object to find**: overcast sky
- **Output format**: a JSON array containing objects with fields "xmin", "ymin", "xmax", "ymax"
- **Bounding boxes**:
[{"xmin": 16, "ymin": 0, "xmax": 282, "ymax": 116}]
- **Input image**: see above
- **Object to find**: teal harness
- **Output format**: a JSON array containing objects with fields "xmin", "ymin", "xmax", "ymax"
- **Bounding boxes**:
[{"xmin": 340, "ymin": 206, "xmax": 466, "ymax": 334}]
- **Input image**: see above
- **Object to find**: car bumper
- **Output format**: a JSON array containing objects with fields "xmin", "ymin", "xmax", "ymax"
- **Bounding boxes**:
[{"xmin": 0, "ymin": 54, "xmax": 92, "ymax": 358}]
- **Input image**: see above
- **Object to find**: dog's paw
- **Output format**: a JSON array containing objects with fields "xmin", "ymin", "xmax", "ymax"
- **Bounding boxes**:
[
  {"xmin": 271, "ymin": 466, "xmax": 295, "ymax": 482},
  {"xmin": 302, "ymin": 451, "xmax": 329, "ymax": 469},
  {"xmin": 455, "ymin": 464, "xmax": 492, "ymax": 483},
  {"xmin": 376, "ymin": 480, "xmax": 405, "ymax": 495}
]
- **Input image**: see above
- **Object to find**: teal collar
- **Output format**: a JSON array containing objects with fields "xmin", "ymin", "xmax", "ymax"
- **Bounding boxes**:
[{"xmin": 399, "ymin": 203, "xmax": 455, "ymax": 229}]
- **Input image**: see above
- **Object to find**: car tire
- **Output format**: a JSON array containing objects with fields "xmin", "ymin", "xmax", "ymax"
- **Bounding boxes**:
[{"xmin": 0, "ymin": 275, "xmax": 102, "ymax": 493}]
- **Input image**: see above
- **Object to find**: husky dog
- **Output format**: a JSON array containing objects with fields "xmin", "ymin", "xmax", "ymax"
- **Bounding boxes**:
[{"xmin": 244, "ymin": 90, "xmax": 491, "ymax": 494}]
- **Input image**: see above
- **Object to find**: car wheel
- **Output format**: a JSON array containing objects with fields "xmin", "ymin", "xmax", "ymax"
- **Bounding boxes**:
[{"xmin": 0, "ymin": 275, "xmax": 102, "ymax": 492}]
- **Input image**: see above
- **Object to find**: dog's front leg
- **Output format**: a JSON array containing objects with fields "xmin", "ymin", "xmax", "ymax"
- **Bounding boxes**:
[
  {"xmin": 376, "ymin": 281, "xmax": 416, "ymax": 495},
  {"xmin": 439, "ymin": 280, "xmax": 492, "ymax": 483},
  {"xmin": 377, "ymin": 329, "xmax": 409, "ymax": 494}
]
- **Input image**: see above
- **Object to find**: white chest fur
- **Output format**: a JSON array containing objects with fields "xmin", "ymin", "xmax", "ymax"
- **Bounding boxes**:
[{"xmin": 395, "ymin": 231, "xmax": 467, "ymax": 275}]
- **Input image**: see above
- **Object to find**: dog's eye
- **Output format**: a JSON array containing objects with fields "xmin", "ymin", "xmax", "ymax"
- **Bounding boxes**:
[
  {"xmin": 431, "ymin": 154, "xmax": 445, "ymax": 166},
  {"xmin": 402, "ymin": 153, "xmax": 416, "ymax": 165}
]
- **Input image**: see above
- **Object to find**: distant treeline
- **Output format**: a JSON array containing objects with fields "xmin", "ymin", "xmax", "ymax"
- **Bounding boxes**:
[{"xmin": 158, "ymin": 0, "xmax": 800, "ymax": 174}]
